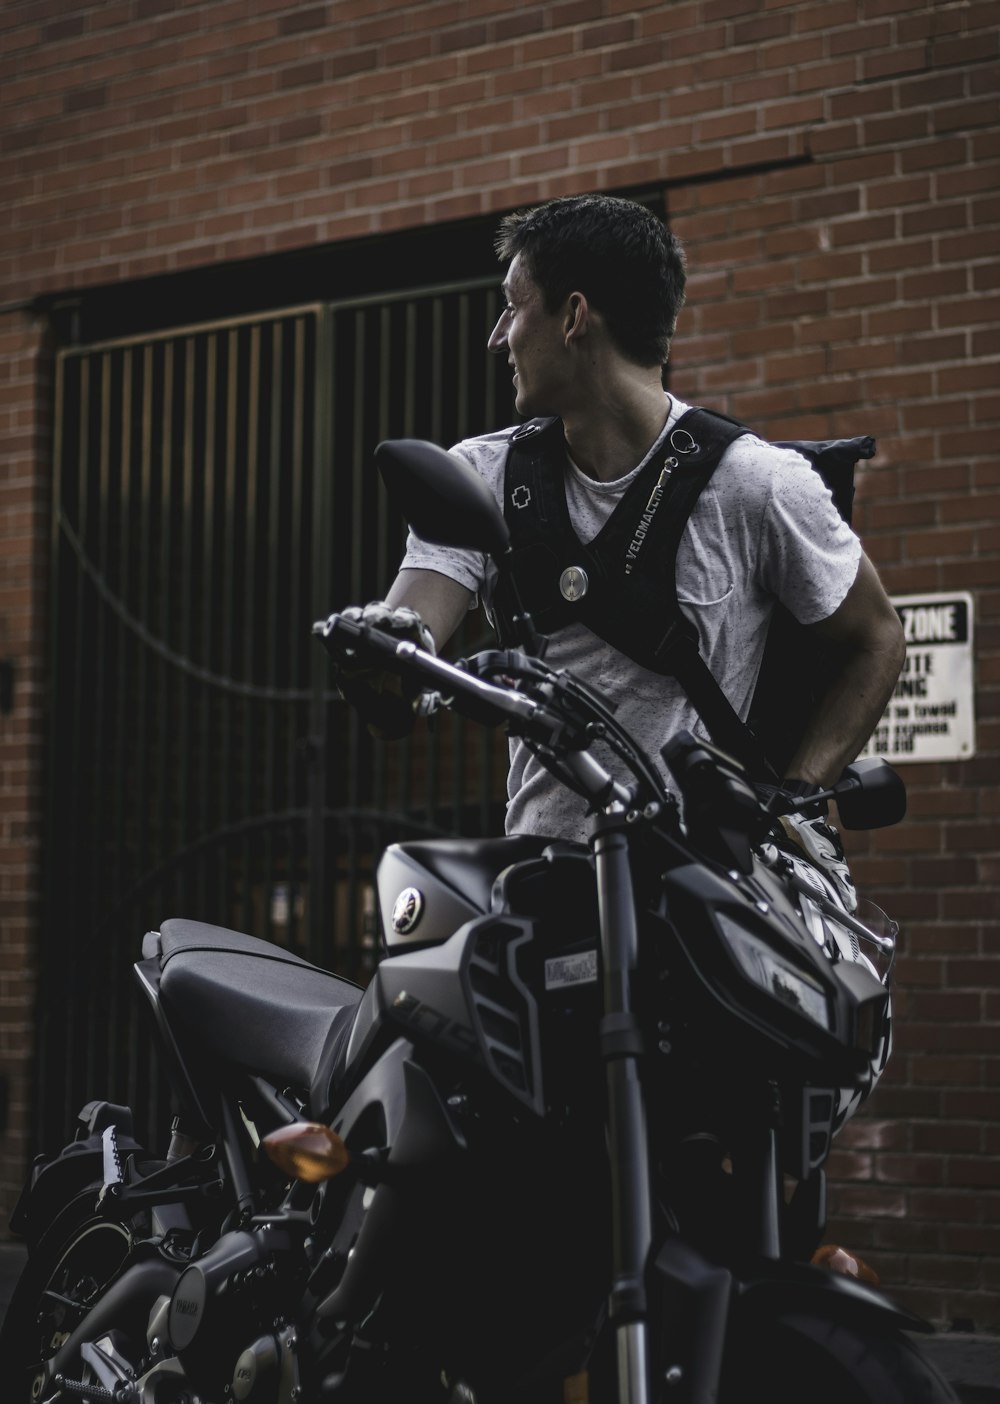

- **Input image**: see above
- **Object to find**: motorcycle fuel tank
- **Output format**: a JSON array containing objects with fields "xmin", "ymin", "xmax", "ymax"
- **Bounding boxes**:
[{"xmin": 376, "ymin": 836, "xmax": 551, "ymax": 951}]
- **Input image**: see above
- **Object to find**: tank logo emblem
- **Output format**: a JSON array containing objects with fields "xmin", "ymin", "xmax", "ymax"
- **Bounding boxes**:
[
  {"xmin": 512, "ymin": 484, "xmax": 532, "ymax": 509},
  {"xmin": 559, "ymin": 565, "xmax": 589, "ymax": 602},
  {"xmin": 392, "ymin": 887, "xmax": 425, "ymax": 935}
]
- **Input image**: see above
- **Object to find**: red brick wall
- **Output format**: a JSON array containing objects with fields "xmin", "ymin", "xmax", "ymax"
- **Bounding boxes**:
[
  {"xmin": 662, "ymin": 26, "xmax": 1000, "ymax": 1326},
  {"xmin": 1, "ymin": 0, "xmax": 997, "ymax": 1327},
  {"xmin": 0, "ymin": 312, "xmax": 50, "ymax": 1228}
]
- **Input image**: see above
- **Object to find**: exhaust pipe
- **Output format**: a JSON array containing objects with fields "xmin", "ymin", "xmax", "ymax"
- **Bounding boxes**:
[{"xmin": 44, "ymin": 1254, "xmax": 182, "ymax": 1386}]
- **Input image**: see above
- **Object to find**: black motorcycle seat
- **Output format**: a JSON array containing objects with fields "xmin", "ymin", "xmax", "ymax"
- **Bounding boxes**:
[
  {"xmin": 388, "ymin": 834, "xmax": 556, "ymax": 913},
  {"xmin": 157, "ymin": 918, "xmax": 363, "ymax": 1113}
]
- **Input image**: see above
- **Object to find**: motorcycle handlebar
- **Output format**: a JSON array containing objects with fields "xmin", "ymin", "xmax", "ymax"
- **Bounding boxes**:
[
  {"xmin": 314, "ymin": 613, "xmax": 633, "ymax": 810},
  {"xmin": 315, "ymin": 612, "xmax": 551, "ymax": 737}
]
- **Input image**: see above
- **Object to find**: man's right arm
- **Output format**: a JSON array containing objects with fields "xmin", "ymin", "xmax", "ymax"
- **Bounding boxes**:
[{"xmin": 384, "ymin": 567, "xmax": 475, "ymax": 653}]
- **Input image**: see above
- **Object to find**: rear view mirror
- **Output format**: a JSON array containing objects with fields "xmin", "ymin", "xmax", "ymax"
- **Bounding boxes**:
[
  {"xmin": 832, "ymin": 758, "xmax": 907, "ymax": 830},
  {"xmin": 375, "ymin": 439, "xmax": 511, "ymax": 560}
]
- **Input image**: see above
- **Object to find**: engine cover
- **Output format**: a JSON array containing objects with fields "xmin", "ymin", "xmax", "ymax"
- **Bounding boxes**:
[
  {"xmin": 232, "ymin": 1333, "xmax": 280, "ymax": 1402},
  {"xmin": 167, "ymin": 1225, "xmax": 291, "ymax": 1370}
]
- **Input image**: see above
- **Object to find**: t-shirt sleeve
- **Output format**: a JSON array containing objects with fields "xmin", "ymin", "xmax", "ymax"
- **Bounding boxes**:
[
  {"xmin": 395, "ymin": 437, "xmax": 504, "ymax": 603},
  {"xmin": 398, "ymin": 528, "xmax": 487, "ymax": 599},
  {"xmin": 757, "ymin": 445, "xmax": 862, "ymax": 626}
]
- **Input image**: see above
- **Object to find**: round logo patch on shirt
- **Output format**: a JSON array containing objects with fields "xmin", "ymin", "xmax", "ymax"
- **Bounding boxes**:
[{"xmin": 559, "ymin": 566, "xmax": 589, "ymax": 602}]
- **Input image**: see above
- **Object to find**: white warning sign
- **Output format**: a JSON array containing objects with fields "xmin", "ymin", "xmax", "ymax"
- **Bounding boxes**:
[{"xmin": 862, "ymin": 592, "xmax": 975, "ymax": 763}]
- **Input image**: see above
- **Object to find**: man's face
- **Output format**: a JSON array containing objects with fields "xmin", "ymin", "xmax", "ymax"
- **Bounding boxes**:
[{"xmin": 487, "ymin": 254, "xmax": 568, "ymax": 418}]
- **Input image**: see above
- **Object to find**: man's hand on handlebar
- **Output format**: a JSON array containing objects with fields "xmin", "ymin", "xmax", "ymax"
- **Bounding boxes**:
[
  {"xmin": 334, "ymin": 601, "xmax": 436, "ymax": 740},
  {"xmin": 756, "ymin": 779, "xmax": 858, "ymax": 913}
]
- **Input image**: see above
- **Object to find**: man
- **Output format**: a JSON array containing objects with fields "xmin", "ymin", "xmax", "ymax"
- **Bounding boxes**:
[{"xmin": 353, "ymin": 194, "xmax": 904, "ymax": 884}]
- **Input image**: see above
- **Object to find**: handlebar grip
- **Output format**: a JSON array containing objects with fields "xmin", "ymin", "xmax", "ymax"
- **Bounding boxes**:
[{"xmin": 314, "ymin": 614, "xmax": 544, "ymax": 734}]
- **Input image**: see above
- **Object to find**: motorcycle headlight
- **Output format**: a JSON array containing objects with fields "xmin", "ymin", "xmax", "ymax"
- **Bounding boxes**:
[{"xmin": 716, "ymin": 912, "xmax": 831, "ymax": 1032}]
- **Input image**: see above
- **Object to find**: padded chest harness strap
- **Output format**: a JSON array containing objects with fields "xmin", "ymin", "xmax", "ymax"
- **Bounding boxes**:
[{"xmin": 495, "ymin": 407, "xmax": 777, "ymax": 775}]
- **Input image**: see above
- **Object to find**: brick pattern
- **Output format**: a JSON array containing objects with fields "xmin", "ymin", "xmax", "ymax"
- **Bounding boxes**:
[
  {"xmin": 0, "ymin": 312, "xmax": 49, "ymax": 1221},
  {"xmin": 1, "ymin": 0, "xmax": 998, "ymax": 1327}
]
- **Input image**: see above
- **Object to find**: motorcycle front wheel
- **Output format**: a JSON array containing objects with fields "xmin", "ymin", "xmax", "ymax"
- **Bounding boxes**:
[{"xmin": 716, "ymin": 1308, "xmax": 959, "ymax": 1404}]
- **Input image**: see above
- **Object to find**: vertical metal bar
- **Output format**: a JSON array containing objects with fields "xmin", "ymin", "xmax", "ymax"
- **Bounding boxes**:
[
  {"xmin": 147, "ymin": 338, "xmax": 175, "ymax": 1140},
  {"xmin": 321, "ymin": 311, "xmax": 340, "ymax": 961},
  {"xmin": 430, "ymin": 296, "xmax": 443, "ymax": 447},
  {"xmin": 309, "ymin": 307, "xmax": 333, "ymax": 965},
  {"xmin": 39, "ymin": 348, "xmax": 67, "ymax": 1145},
  {"xmin": 135, "ymin": 343, "xmax": 153, "ymax": 884},
  {"xmin": 264, "ymin": 321, "xmax": 283, "ymax": 945},
  {"xmin": 178, "ymin": 339, "xmax": 196, "ymax": 921},
  {"xmin": 198, "ymin": 334, "xmax": 217, "ymax": 918},
  {"xmin": 105, "ymin": 347, "xmax": 134, "ymax": 1100},
  {"xmin": 241, "ymin": 325, "xmax": 261, "ymax": 936},
  {"xmin": 289, "ymin": 318, "xmax": 306, "ymax": 949},
  {"xmin": 424, "ymin": 298, "xmax": 444, "ymax": 827},
  {"xmin": 342, "ymin": 306, "xmax": 369, "ymax": 972},
  {"xmin": 456, "ymin": 292, "xmax": 470, "ymax": 443},
  {"xmin": 122, "ymin": 343, "xmax": 153, "ymax": 1118},
  {"xmin": 403, "ymin": 300, "xmax": 417, "ymax": 437},
  {"xmin": 452, "ymin": 294, "xmax": 470, "ymax": 830},
  {"xmin": 68, "ymin": 356, "xmax": 90, "ymax": 1126},
  {"xmin": 484, "ymin": 289, "xmax": 498, "ymax": 431},
  {"xmin": 82, "ymin": 347, "xmax": 110, "ymax": 1112},
  {"xmin": 373, "ymin": 305, "xmax": 391, "ymax": 819},
  {"xmin": 480, "ymin": 289, "xmax": 498, "ymax": 834},
  {"xmin": 397, "ymin": 300, "xmax": 418, "ymax": 818},
  {"xmin": 222, "ymin": 328, "xmax": 239, "ymax": 927},
  {"xmin": 376, "ymin": 305, "xmax": 392, "ymax": 588},
  {"xmin": 349, "ymin": 309, "xmax": 366, "ymax": 605}
]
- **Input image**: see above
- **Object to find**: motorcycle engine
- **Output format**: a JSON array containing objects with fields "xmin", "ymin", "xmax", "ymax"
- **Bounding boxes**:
[{"xmin": 162, "ymin": 1224, "xmax": 300, "ymax": 1402}]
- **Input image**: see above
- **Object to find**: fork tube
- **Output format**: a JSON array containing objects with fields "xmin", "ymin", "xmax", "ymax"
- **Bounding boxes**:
[{"xmin": 592, "ymin": 808, "xmax": 652, "ymax": 1404}]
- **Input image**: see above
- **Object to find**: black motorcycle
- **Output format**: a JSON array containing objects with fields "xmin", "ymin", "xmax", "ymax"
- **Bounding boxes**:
[{"xmin": 1, "ymin": 440, "xmax": 957, "ymax": 1404}]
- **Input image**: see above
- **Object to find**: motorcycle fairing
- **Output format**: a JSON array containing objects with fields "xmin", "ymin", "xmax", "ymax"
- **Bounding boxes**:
[
  {"xmin": 661, "ymin": 864, "xmax": 888, "ymax": 1085},
  {"xmin": 350, "ymin": 845, "xmax": 603, "ymax": 1116},
  {"xmin": 377, "ymin": 833, "xmax": 553, "ymax": 948},
  {"xmin": 653, "ymin": 1236, "xmax": 930, "ymax": 1404},
  {"xmin": 314, "ymin": 1041, "xmax": 468, "ymax": 1327}
]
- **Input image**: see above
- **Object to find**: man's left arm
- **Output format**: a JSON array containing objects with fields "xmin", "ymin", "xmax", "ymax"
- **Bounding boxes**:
[{"xmin": 781, "ymin": 552, "xmax": 905, "ymax": 788}]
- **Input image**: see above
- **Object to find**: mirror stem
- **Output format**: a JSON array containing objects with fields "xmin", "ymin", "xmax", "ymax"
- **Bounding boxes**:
[{"xmin": 497, "ymin": 550, "xmax": 546, "ymax": 657}]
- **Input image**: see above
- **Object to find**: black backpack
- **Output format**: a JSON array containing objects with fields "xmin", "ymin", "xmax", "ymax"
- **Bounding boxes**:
[{"xmin": 492, "ymin": 408, "xmax": 875, "ymax": 781}]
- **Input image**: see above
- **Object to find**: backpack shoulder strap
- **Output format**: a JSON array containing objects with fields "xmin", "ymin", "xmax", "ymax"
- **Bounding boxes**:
[
  {"xmin": 618, "ymin": 407, "xmax": 777, "ymax": 776},
  {"xmin": 504, "ymin": 417, "xmax": 565, "ymax": 525}
]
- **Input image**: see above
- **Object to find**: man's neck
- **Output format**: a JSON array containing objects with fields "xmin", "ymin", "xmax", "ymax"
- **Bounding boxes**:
[{"xmin": 560, "ymin": 377, "xmax": 671, "ymax": 483}]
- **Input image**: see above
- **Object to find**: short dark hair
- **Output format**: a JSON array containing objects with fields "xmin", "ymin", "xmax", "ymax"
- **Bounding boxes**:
[{"xmin": 494, "ymin": 194, "xmax": 686, "ymax": 367}]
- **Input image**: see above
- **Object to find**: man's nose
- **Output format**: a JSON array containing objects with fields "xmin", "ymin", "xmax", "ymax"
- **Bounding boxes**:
[{"xmin": 487, "ymin": 309, "xmax": 509, "ymax": 353}]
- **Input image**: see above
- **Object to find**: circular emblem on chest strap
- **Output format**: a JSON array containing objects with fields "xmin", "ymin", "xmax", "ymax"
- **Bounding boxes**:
[
  {"xmin": 391, "ymin": 887, "xmax": 425, "ymax": 936},
  {"xmin": 559, "ymin": 566, "xmax": 589, "ymax": 602},
  {"xmin": 669, "ymin": 428, "xmax": 699, "ymax": 455}
]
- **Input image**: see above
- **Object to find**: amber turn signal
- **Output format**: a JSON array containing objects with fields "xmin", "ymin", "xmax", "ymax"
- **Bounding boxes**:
[
  {"xmin": 811, "ymin": 1243, "xmax": 880, "ymax": 1286},
  {"xmin": 263, "ymin": 1121, "xmax": 351, "ymax": 1183}
]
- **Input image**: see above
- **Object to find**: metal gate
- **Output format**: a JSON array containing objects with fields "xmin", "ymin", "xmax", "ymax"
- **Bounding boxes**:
[{"xmin": 40, "ymin": 279, "xmax": 515, "ymax": 1151}]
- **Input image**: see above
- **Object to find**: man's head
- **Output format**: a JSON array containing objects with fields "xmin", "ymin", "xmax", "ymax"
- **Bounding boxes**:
[{"xmin": 493, "ymin": 194, "xmax": 686, "ymax": 369}]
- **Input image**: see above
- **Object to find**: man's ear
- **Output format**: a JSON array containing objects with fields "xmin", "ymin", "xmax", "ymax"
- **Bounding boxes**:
[{"xmin": 563, "ymin": 291, "xmax": 591, "ymax": 346}]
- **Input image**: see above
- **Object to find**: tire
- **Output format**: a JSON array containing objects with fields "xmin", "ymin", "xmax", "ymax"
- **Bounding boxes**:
[
  {"xmin": 0, "ymin": 1184, "xmax": 148, "ymax": 1403},
  {"xmin": 718, "ymin": 1310, "xmax": 960, "ymax": 1404}
]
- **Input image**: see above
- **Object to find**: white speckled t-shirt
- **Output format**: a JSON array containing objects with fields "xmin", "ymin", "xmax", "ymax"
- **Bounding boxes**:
[{"xmin": 400, "ymin": 395, "xmax": 861, "ymax": 842}]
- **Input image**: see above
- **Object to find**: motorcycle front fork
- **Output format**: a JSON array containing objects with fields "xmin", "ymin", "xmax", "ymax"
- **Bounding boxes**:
[
  {"xmin": 592, "ymin": 808, "xmax": 794, "ymax": 1403},
  {"xmin": 591, "ymin": 808, "xmax": 653, "ymax": 1404}
]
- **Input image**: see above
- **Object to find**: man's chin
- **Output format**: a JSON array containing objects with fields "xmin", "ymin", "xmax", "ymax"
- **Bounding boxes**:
[{"xmin": 514, "ymin": 388, "xmax": 551, "ymax": 419}]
